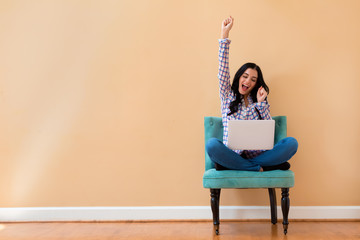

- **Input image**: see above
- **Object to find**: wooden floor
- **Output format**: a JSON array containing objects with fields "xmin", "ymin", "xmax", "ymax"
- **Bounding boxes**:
[{"xmin": 0, "ymin": 221, "xmax": 359, "ymax": 240}]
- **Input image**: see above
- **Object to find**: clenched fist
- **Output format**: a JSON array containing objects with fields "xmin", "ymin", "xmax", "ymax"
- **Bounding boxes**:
[
  {"xmin": 257, "ymin": 86, "xmax": 268, "ymax": 102},
  {"xmin": 221, "ymin": 16, "xmax": 234, "ymax": 39}
]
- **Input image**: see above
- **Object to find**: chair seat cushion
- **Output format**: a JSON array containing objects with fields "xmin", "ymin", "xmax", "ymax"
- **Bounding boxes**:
[{"xmin": 203, "ymin": 169, "xmax": 294, "ymax": 189}]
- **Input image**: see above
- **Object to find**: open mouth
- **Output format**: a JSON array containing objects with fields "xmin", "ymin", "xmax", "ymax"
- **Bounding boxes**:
[{"xmin": 241, "ymin": 84, "xmax": 249, "ymax": 92}]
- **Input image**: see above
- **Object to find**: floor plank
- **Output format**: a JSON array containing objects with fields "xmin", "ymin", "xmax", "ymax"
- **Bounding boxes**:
[{"xmin": 0, "ymin": 221, "xmax": 359, "ymax": 240}]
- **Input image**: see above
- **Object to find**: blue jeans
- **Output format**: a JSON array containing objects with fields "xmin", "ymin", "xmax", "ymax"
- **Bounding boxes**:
[{"xmin": 206, "ymin": 137, "xmax": 298, "ymax": 171}]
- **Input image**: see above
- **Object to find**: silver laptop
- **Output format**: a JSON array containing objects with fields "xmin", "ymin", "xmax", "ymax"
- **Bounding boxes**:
[{"xmin": 227, "ymin": 120, "xmax": 275, "ymax": 150}]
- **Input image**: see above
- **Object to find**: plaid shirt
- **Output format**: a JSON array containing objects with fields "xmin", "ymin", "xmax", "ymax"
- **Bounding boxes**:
[{"xmin": 218, "ymin": 38, "xmax": 271, "ymax": 159}]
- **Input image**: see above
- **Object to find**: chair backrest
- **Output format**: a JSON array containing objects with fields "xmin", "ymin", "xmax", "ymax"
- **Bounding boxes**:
[{"xmin": 204, "ymin": 116, "xmax": 287, "ymax": 171}]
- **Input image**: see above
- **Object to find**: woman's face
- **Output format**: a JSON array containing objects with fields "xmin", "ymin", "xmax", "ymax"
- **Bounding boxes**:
[{"xmin": 239, "ymin": 68, "xmax": 258, "ymax": 96}]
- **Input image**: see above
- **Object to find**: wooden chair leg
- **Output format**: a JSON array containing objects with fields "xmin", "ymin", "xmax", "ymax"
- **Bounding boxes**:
[
  {"xmin": 281, "ymin": 188, "xmax": 290, "ymax": 235},
  {"xmin": 210, "ymin": 189, "xmax": 221, "ymax": 235},
  {"xmin": 268, "ymin": 188, "xmax": 277, "ymax": 224}
]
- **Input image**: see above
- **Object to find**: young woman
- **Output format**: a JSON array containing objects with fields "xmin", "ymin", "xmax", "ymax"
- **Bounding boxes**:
[{"xmin": 206, "ymin": 16, "xmax": 298, "ymax": 172}]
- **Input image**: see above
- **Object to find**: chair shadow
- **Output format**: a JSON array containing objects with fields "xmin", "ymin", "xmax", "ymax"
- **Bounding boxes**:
[{"xmin": 211, "ymin": 222, "xmax": 289, "ymax": 240}]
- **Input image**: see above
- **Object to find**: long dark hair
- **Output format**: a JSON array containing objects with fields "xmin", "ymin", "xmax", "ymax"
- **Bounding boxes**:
[{"xmin": 228, "ymin": 62, "xmax": 269, "ymax": 116}]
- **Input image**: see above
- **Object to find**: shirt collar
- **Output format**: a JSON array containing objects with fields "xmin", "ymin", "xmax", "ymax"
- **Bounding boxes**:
[{"xmin": 241, "ymin": 95, "xmax": 253, "ymax": 105}]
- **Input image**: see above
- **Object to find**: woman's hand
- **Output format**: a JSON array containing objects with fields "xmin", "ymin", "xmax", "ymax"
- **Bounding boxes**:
[
  {"xmin": 257, "ymin": 86, "xmax": 268, "ymax": 102},
  {"xmin": 221, "ymin": 16, "xmax": 234, "ymax": 39}
]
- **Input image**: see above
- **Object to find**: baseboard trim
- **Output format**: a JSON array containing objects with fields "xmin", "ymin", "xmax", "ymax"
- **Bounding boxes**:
[{"xmin": 0, "ymin": 206, "xmax": 359, "ymax": 222}]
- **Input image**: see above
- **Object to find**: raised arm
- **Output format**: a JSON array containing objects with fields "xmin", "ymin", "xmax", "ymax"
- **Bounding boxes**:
[
  {"xmin": 255, "ymin": 86, "xmax": 271, "ymax": 120},
  {"xmin": 218, "ymin": 16, "xmax": 234, "ymax": 99}
]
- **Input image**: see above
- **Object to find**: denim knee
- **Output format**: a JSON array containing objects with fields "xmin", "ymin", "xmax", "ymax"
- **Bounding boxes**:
[
  {"xmin": 284, "ymin": 137, "xmax": 298, "ymax": 157},
  {"xmin": 205, "ymin": 138, "xmax": 222, "ymax": 155},
  {"xmin": 286, "ymin": 137, "xmax": 298, "ymax": 152}
]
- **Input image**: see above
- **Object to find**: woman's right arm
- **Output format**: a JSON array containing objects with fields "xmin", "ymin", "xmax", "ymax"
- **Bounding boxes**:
[{"xmin": 218, "ymin": 16, "xmax": 234, "ymax": 100}]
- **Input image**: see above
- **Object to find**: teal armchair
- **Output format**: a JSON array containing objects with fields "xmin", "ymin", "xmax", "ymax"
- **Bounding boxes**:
[{"xmin": 203, "ymin": 116, "xmax": 294, "ymax": 235}]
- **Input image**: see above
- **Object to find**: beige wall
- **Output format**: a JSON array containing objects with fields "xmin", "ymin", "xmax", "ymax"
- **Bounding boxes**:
[{"xmin": 0, "ymin": 0, "xmax": 359, "ymax": 207}]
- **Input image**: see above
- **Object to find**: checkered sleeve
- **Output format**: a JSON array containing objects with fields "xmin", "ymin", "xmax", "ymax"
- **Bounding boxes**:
[
  {"xmin": 218, "ymin": 38, "xmax": 231, "ymax": 100},
  {"xmin": 255, "ymin": 101, "xmax": 272, "ymax": 120}
]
